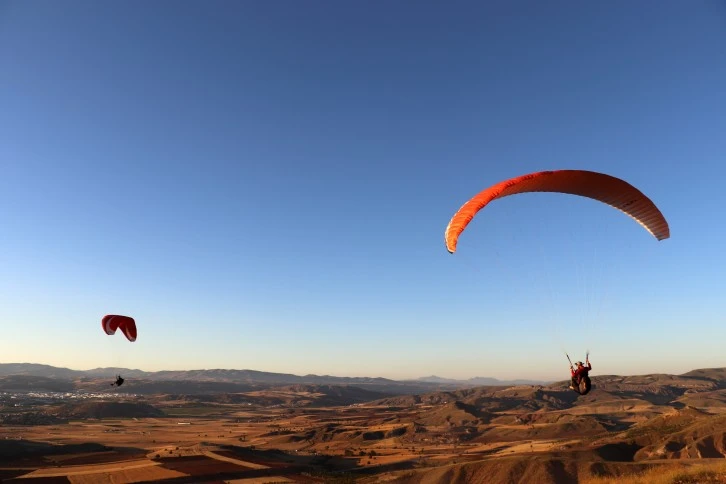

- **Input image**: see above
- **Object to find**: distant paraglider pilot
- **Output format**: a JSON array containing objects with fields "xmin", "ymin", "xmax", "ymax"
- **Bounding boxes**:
[
  {"xmin": 111, "ymin": 375, "xmax": 125, "ymax": 387},
  {"xmin": 570, "ymin": 358, "xmax": 591, "ymax": 393}
]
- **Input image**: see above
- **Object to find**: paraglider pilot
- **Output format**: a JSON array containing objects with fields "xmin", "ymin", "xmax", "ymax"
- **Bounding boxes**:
[
  {"xmin": 111, "ymin": 374, "xmax": 124, "ymax": 387},
  {"xmin": 569, "ymin": 358, "xmax": 591, "ymax": 390}
]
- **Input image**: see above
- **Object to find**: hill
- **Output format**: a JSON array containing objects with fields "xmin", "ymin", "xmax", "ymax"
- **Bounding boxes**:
[
  {"xmin": 54, "ymin": 401, "xmax": 167, "ymax": 419},
  {"xmin": 0, "ymin": 363, "xmax": 548, "ymax": 394}
]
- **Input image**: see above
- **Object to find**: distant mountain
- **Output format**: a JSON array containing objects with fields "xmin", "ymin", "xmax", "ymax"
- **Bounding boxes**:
[
  {"xmin": 0, "ymin": 375, "xmax": 76, "ymax": 393},
  {"xmin": 0, "ymin": 364, "xmax": 550, "ymax": 392},
  {"xmin": 416, "ymin": 375, "xmax": 463, "ymax": 384},
  {"xmin": 83, "ymin": 367, "xmax": 151, "ymax": 378},
  {"xmin": 0, "ymin": 363, "xmax": 85, "ymax": 380},
  {"xmin": 6, "ymin": 364, "xmax": 720, "ymax": 400},
  {"xmin": 0, "ymin": 363, "xmax": 469, "ymax": 395},
  {"xmin": 415, "ymin": 375, "xmax": 550, "ymax": 386},
  {"xmin": 467, "ymin": 376, "xmax": 550, "ymax": 386}
]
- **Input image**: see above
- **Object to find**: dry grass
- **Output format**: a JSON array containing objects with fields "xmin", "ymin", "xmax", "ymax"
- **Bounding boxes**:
[{"xmin": 583, "ymin": 461, "xmax": 726, "ymax": 484}]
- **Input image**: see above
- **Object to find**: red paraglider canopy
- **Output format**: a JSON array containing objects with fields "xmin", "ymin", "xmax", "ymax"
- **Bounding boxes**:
[
  {"xmin": 444, "ymin": 169, "xmax": 670, "ymax": 254},
  {"xmin": 102, "ymin": 315, "xmax": 137, "ymax": 342}
]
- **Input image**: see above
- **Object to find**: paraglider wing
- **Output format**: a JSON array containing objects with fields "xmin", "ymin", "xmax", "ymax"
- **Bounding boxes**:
[
  {"xmin": 444, "ymin": 170, "xmax": 670, "ymax": 253},
  {"xmin": 102, "ymin": 315, "xmax": 137, "ymax": 342}
]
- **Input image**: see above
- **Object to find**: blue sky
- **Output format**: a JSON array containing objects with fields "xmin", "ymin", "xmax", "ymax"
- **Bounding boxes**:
[{"xmin": 1, "ymin": 1, "xmax": 725, "ymax": 381}]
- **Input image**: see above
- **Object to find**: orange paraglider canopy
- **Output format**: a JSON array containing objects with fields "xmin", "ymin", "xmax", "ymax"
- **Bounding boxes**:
[
  {"xmin": 444, "ymin": 170, "xmax": 670, "ymax": 254},
  {"xmin": 102, "ymin": 315, "xmax": 137, "ymax": 342}
]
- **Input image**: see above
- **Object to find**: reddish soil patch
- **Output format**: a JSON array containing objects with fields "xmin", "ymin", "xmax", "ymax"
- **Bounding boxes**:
[
  {"xmin": 213, "ymin": 449, "xmax": 292, "ymax": 468},
  {"xmin": 159, "ymin": 455, "xmax": 248, "ymax": 475},
  {"xmin": 214, "ymin": 449, "xmax": 274, "ymax": 463},
  {"xmin": 50, "ymin": 451, "xmax": 147, "ymax": 466},
  {"xmin": 5, "ymin": 477, "xmax": 70, "ymax": 483}
]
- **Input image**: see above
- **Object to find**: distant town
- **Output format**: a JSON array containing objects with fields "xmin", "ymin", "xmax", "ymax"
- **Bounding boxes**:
[{"xmin": 1, "ymin": 390, "xmax": 136, "ymax": 405}]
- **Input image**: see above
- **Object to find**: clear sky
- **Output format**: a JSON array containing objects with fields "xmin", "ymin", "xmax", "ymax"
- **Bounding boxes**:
[{"xmin": 1, "ymin": 1, "xmax": 725, "ymax": 381}]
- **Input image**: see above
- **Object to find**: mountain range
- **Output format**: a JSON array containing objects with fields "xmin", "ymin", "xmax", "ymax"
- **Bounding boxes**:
[{"xmin": 0, "ymin": 363, "xmax": 552, "ymax": 395}]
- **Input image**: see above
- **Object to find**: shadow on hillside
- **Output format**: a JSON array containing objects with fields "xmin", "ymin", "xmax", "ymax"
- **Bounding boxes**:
[
  {"xmin": 612, "ymin": 390, "xmax": 687, "ymax": 407},
  {"xmin": 151, "ymin": 461, "xmax": 416, "ymax": 483},
  {"xmin": 594, "ymin": 442, "xmax": 643, "ymax": 462},
  {"xmin": 544, "ymin": 459, "xmax": 578, "ymax": 484},
  {"xmin": 148, "ymin": 454, "xmax": 415, "ymax": 483},
  {"xmin": 0, "ymin": 439, "xmax": 150, "ymax": 470},
  {"xmin": 0, "ymin": 469, "xmax": 29, "ymax": 482},
  {"xmin": 0, "ymin": 440, "xmax": 111, "ymax": 461}
]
